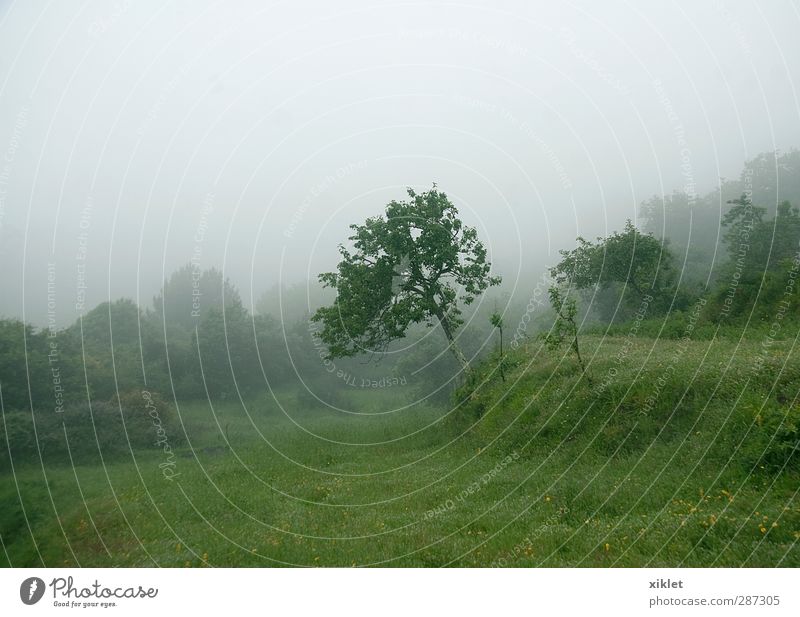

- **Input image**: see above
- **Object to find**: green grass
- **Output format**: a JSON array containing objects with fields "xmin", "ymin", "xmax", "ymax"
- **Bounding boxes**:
[{"xmin": 1, "ymin": 335, "xmax": 798, "ymax": 567}]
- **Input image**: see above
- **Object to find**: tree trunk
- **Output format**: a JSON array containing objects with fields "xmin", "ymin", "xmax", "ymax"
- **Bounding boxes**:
[
  {"xmin": 498, "ymin": 325, "xmax": 505, "ymax": 382},
  {"xmin": 434, "ymin": 307, "xmax": 471, "ymax": 375},
  {"xmin": 570, "ymin": 325, "xmax": 592, "ymax": 386}
]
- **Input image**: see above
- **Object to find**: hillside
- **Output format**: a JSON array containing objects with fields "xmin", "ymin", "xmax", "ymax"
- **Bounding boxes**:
[{"xmin": 2, "ymin": 333, "xmax": 797, "ymax": 567}]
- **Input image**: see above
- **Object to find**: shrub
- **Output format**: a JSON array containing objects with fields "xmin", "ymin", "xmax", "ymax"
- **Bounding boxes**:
[
  {"xmin": 742, "ymin": 402, "xmax": 800, "ymax": 473},
  {"xmin": 0, "ymin": 390, "xmax": 181, "ymax": 468}
]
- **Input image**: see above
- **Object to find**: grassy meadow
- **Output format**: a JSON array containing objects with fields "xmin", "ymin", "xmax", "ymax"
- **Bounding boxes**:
[{"xmin": 2, "ymin": 333, "xmax": 798, "ymax": 567}]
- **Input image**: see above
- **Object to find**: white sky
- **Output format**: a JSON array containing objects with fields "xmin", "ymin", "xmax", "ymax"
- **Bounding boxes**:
[{"xmin": 0, "ymin": 0, "xmax": 799, "ymax": 325}]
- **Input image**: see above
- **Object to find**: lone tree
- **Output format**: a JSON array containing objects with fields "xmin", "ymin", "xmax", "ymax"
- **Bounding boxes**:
[
  {"xmin": 489, "ymin": 311, "xmax": 506, "ymax": 382},
  {"xmin": 542, "ymin": 284, "xmax": 589, "ymax": 382},
  {"xmin": 311, "ymin": 186, "xmax": 500, "ymax": 374}
]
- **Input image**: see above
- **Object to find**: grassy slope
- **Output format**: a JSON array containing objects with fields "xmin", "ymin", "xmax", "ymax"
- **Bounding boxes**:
[{"xmin": 1, "ymin": 335, "xmax": 798, "ymax": 567}]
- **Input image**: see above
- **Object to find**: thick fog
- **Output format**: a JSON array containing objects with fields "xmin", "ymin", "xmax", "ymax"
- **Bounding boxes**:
[{"xmin": 1, "ymin": 0, "xmax": 799, "ymax": 326}]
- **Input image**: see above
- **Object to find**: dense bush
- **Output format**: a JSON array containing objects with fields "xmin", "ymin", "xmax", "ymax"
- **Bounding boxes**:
[
  {"xmin": 742, "ymin": 402, "xmax": 800, "ymax": 473},
  {"xmin": 0, "ymin": 390, "xmax": 181, "ymax": 468}
]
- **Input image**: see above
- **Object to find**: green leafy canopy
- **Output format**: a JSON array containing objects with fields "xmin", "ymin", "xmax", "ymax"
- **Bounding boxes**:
[
  {"xmin": 550, "ymin": 220, "xmax": 675, "ymax": 310},
  {"xmin": 311, "ymin": 186, "xmax": 500, "ymax": 366}
]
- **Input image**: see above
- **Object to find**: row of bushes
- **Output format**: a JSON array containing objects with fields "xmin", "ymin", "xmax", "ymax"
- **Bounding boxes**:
[{"xmin": 0, "ymin": 390, "xmax": 182, "ymax": 468}]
